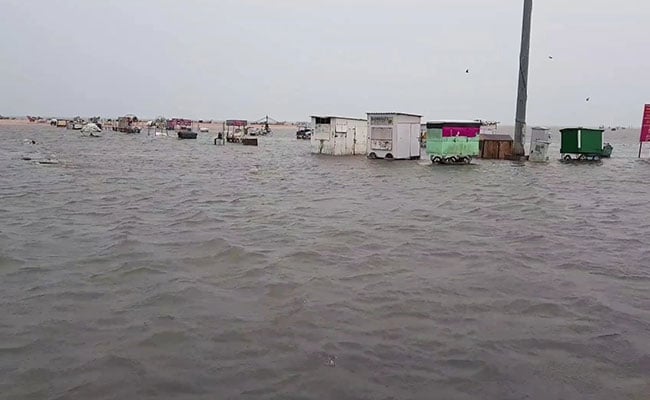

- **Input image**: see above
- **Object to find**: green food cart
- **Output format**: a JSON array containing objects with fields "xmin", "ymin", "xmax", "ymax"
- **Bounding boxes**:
[
  {"xmin": 560, "ymin": 127, "xmax": 613, "ymax": 161},
  {"xmin": 426, "ymin": 121, "xmax": 481, "ymax": 164}
]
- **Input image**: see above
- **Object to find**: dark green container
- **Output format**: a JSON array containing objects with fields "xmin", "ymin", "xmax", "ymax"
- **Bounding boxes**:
[{"xmin": 560, "ymin": 127, "xmax": 604, "ymax": 155}]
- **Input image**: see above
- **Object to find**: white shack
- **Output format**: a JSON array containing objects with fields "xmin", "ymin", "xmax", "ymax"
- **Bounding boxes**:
[
  {"xmin": 367, "ymin": 112, "xmax": 422, "ymax": 160},
  {"xmin": 310, "ymin": 116, "xmax": 368, "ymax": 155}
]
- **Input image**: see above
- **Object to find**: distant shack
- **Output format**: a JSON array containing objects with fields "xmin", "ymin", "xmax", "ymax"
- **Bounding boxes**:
[{"xmin": 479, "ymin": 134, "xmax": 514, "ymax": 159}]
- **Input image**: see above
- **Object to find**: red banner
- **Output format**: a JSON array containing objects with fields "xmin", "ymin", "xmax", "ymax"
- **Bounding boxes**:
[{"xmin": 641, "ymin": 104, "xmax": 650, "ymax": 142}]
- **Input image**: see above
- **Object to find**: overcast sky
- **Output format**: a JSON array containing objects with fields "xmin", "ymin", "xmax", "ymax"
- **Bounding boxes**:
[{"xmin": 1, "ymin": 0, "xmax": 648, "ymax": 125}]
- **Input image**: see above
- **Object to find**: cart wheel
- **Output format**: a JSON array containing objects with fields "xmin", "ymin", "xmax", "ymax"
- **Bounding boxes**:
[
  {"xmin": 463, "ymin": 156, "xmax": 471, "ymax": 164},
  {"xmin": 593, "ymin": 155, "xmax": 601, "ymax": 161},
  {"xmin": 578, "ymin": 154, "xmax": 586, "ymax": 161},
  {"xmin": 431, "ymin": 156, "xmax": 441, "ymax": 164},
  {"xmin": 563, "ymin": 154, "xmax": 572, "ymax": 161},
  {"xmin": 368, "ymin": 152, "xmax": 377, "ymax": 159}
]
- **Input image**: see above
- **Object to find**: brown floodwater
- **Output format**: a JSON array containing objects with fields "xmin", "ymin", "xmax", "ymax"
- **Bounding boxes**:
[{"xmin": 1, "ymin": 124, "xmax": 649, "ymax": 399}]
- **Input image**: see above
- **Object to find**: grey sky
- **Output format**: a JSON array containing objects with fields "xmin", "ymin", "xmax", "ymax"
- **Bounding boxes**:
[{"xmin": 1, "ymin": 0, "xmax": 648, "ymax": 126}]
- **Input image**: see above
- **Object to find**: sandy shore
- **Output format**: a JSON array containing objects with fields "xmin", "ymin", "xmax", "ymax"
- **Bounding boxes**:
[{"xmin": 0, "ymin": 119, "xmax": 35, "ymax": 126}]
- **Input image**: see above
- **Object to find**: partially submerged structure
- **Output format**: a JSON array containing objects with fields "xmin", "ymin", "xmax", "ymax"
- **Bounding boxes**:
[
  {"xmin": 167, "ymin": 118, "xmax": 193, "ymax": 131},
  {"xmin": 367, "ymin": 113, "xmax": 421, "ymax": 160},
  {"xmin": 225, "ymin": 120, "xmax": 247, "ymax": 143},
  {"xmin": 425, "ymin": 120, "xmax": 481, "ymax": 164},
  {"xmin": 177, "ymin": 131, "xmax": 197, "ymax": 139},
  {"xmin": 479, "ymin": 134, "xmax": 514, "ymax": 159},
  {"xmin": 529, "ymin": 126, "xmax": 551, "ymax": 162},
  {"xmin": 560, "ymin": 127, "xmax": 613, "ymax": 161},
  {"xmin": 114, "ymin": 115, "xmax": 141, "ymax": 133},
  {"xmin": 296, "ymin": 127, "xmax": 312, "ymax": 140},
  {"xmin": 310, "ymin": 116, "xmax": 368, "ymax": 155}
]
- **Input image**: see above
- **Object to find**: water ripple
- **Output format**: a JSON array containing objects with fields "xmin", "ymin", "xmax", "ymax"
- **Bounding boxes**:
[{"xmin": 0, "ymin": 125, "xmax": 649, "ymax": 399}]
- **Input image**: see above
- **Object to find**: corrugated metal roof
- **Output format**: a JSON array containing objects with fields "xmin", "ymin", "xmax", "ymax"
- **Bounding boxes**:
[
  {"xmin": 480, "ymin": 134, "xmax": 513, "ymax": 141},
  {"xmin": 427, "ymin": 120, "xmax": 482, "ymax": 129},
  {"xmin": 427, "ymin": 119, "xmax": 482, "ymax": 125},
  {"xmin": 310, "ymin": 115, "xmax": 367, "ymax": 122},
  {"xmin": 367, "ymin": 112, "xmax": 422, "ymax": 117},
  {"xmin": 559, "ymin": 127, "xmax": 604, "ymax": 132}
]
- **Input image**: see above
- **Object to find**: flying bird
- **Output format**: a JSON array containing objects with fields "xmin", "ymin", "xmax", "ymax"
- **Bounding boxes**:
[
  {"xmin": 465, "ymin": 69, "xmax": 469, "ymax": 74},
  {"xmin": 548, "ymin": 55, "xmax": 553, "ymax": 59},
  {"xmin": 586, "ymin": 97, "xmax": 590, "ymax": 102}
]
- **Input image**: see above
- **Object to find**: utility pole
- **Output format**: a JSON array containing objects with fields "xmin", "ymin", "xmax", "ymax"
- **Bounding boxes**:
[{"xmin": 514, "ymin": 0, "xmax": 533, "ymax": 158}]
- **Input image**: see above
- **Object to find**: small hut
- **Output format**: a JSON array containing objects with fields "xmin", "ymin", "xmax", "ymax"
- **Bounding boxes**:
[
  {"xmin": 310, "ymin": 115, "xmax": 368, "ymax": 156},
  {"xmin": 479, "ymin": 134, "xmax": 514, "ymax": 159},
  {"xmin": 367, "ymin": 112, "xmax": 422, "ymax": 160}
]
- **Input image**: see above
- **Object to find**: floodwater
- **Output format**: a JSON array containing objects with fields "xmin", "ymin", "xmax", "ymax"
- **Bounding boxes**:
[{"xmin": 1, "ymin": 125, "xmax": 649, "ymax": 400}]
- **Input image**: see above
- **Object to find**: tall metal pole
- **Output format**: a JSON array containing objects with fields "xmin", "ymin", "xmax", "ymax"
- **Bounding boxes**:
[{"xmin": 514, "ymin": 0, "xmax": 533, "ymax": 158}]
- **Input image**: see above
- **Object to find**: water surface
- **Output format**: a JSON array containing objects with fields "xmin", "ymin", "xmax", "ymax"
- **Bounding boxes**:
[{"xmin": 1, "ymin": 125, "xmax": 649, "ymax": 399}]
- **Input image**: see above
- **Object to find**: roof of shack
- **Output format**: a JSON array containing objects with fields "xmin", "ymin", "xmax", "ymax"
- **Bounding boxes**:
[
  {"xmin": 367, "ymin": 112, "xmax": 422, "ymax": 117},
  {"xmin": 559, "ymin": 127, "xmax": 604, "ymax": 132},
  {"xmin": 310, "ymin": 115, "xmax": 367, "ymax": 122},
  {"xmin": 427, "ymin": 120, "xmax": 482, "ymax": 128}
]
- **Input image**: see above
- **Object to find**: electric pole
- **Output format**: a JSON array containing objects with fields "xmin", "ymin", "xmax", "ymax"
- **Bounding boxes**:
[{"xmin": 514, "ymin": 0, "xmax": 533, "ymax": 158}]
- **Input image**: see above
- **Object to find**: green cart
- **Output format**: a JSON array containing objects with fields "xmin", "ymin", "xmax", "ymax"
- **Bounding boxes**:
[
  {"xmin": 560, "ymin": 127, "xmax": 613, "ymax": 161},
  {"xmin": 425, "ymin": 121, "xmax": 481, "ymax": 164}
]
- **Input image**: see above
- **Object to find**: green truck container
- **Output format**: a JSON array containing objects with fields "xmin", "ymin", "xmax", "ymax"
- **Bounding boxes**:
[{"xmin": 560, "ymin": 127, "xmax": 613, "ymax": 161}]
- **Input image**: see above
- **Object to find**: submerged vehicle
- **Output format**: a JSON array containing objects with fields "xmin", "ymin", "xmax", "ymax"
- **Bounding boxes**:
[{"xmin": 296, "ymin": 128, "xmax": 312, "ymax": 140}]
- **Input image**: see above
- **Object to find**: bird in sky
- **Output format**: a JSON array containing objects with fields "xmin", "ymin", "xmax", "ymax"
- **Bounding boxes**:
[
  {"xmin": 465, "ymin": 69, "xmax": 469, "ymax": 74},
  {"xmin": 586, "ymin": 97, "xmax": 590, "ymax": 102},
  {"xmin": 548, "ymin": 55, "xmax": 553, "ymax": 59}
]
